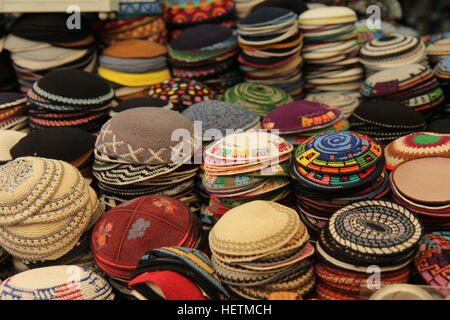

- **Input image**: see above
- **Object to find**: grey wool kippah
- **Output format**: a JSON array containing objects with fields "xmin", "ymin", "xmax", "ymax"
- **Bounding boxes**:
[{"xmin": 182, "ymin": 100, "xmax": 260, "ymax": 142}]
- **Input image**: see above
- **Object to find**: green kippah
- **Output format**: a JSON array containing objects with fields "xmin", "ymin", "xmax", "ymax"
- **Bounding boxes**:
[{"xmin": 224, "ymin": 82, "xmax": 292, "ymax": 117}]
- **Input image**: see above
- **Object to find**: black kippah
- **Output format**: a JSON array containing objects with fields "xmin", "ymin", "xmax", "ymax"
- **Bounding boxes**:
[
  {"xmin": 36, "ymin": 69, "xmax": 112, "ymax": 101},
  {"xmin": 11, "ymin": 127, "xmax": 95, "ymax": 162},
  {"xmin": 253, "ymin": 0, "xmax": 308, "ymax": 15},
  {"xmin": 170, "ymin": 24, "xmax": 233, "ymax": 51}
]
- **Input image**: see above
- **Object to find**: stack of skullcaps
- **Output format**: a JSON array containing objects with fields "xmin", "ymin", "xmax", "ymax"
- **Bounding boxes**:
[
  {"xmin": 237, "ymin": 7, "xmax": 305, "ymax": 98},
  {"xmin": 305, "ymin": 92, "xmax": 359, "ymax": 118},
  {"xmin": 129, "ymin": 246, "xmax": 230, "ymax": 300},
  {"xmin": 415, "ymin": 232, "xmax": 450, "ymax": 297},
  {"xmin": 27, "ymin": 69, "xmax": 114, "ymax": 132},
  {"xmin": 390, "ymin": 157, "xmax": 450, "ymax": 230},
  {"xmin": 0, "ymin": 157, "xmax": 102, "ymax": 263},
  {"xmin": 148, "ymin": 78, "xmax": 216, "ymax": 111},
  {"xmin": 426, "ymin": 37, "xmax": 450, "ymax": 65},
  {"xmin": 262, "ymin": 100, "xmax": 348, "ymax": 145},
  {"xmin": 5, "ymin": 13, "xmax": 96, "ymax": 93},
  {"xmin": 168, "ymin": 24, "xmax": 241, "ymax": 95},
  {"xmin": 92, "ymin": 15, "xmax": 167, "ymax": 50},
  {"xmin": 182, "ymin": 100, "xmax": 260, "ymax": 143},
  {"xmin": 291, "ymin": 131, "xmax": 389, "ymax": 236},
  {"xmin": 0, "ymin": 265, "xmax": 114, "ymax": 300},
  {"xmin": 110, "ymin": 96, "xmax": 173, "ymax": 117},
  {"xmin": 10, "ymin": 127, "xmax": 96, "ymax": 178},
  {"xmin": 93, "ymin": 107, "xmax": 200, "ymax": 211},
  {"xmin": 316, "ymin": 200, "xmax": 423, "ymax": 300},
  {"xmin": 201, "ymin": 131, "xmax": 293, "ymax": 219},
  {"xmin": 360, "ymin": 64, "xmax": 445, "ymax": 119},
  {"xmin": 0, "ymin": 92, "xmax": 28, "ymax": 132},
  {"xmin": 224, "ymin": 82, "xmax": 292, "ymax": 117},
  {"xmin": 91, "ymin": 196, "xmax": 204, "ymax": 281},
  {"xmin": 98, "ymin": 40, "xmax": 170, "ymax": 92},
  {"xmin": 299, "ymin": 6, "xmax": 363, "ymax": 95},
  {"xmin": 360, "ymin": 33, "xmax": 427, "ymax": 75},
  {"xmin": 209, "ymin": 200, "xmax": 315, "ymax": 300},
  {"xmin": 349, "ymin": 100, "xmax": 427, "ymax": 144},
  {"xmin": 385, "ymin": 132, "xmax": 450, "ymax": 170},
  {"xmin": 163, "ymin": 0, "xmax": 236, "ymax": 39}
]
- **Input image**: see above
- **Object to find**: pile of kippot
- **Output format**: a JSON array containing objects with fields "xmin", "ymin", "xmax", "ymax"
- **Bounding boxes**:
[
  {"xmin": 315, "ymin": 200, "xmax": 423, "ymax": 300},
  {"xmin": 0, "ymin": 157, "xmax": 102, "ymax": 264},
  {"xmin": 26, "ymin": 69, "xmax": 114, "ymax": 132},
  {"xmin": 4, "ymin": 13, "xmax": 97, "ymax": 93},
  {"xmin": 290, "ymin": 131, "xmax": 389, "ymax": 237},
  {"xmin": 209, "ymin": 200, "xmax": 316, "ymax": 299},
  {"xmin": 360, "ymin": 63, "xmax": 445, "ymax": 120},
  {"xmin": 200, "ymin": 131, "xmax": 293, "ymax": 222},
  {"xmin": 237, "ymin": 7, "xmax": 305, "ymax": 99},
  {"xmin": 98, "ymin": 40, "xmax": 171, "ymax": 95},
  {"xmin": 299, "ymin": 6, "xmax": 363, "ymax": 95},
  {"xmin": 168, "ymin": 24, "xmax": 241, "ymax": 96},
  {"xmin": 93, "ymin": 107, "xmax": 200, "ymax": 211}
]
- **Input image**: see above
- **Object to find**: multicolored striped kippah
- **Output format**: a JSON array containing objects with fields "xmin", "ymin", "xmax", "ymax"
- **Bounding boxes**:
[{"xmin": 131, "ymin": 246, "xmax": 230, "ymax": 299}]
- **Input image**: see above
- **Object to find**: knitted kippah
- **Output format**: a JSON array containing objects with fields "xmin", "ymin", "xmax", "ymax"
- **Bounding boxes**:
[
  {"xmin": 182, "ymin": 100, "xmax": 260, "ymax": 142},
  {"xmin": 209, "ymin": 200, "xmax": 301, "ymax": 256},
  {"xmin": 224, "ymin": 82, "xmax": 292, "ymax": 117},
  {"xmin": 327, "ymin": 200, "xmax": 422, "ymax": 257},
  {"xmin": 414, "ymin": 232, "xmax": 450, "ymax": 296},
  {"xmin": 10, "ymin": 128, "xmax": 95, "ymax": 163},
  {"xmin": 252, "ymin": 0, "xmax": 308, "ymax": 15},
  {"xmin": 262, "ymin": 100, "xmax": 342, "ymax": 134},
  {"xmin": 352, "ymin": 100, "xmax": 426, "ymax": 129},
  {"xmin": 170, "ymin": 24, "xmax": 234, "ymax": 51},
  {"xmin": 95, "ymin": 107, "xmax": 195, "ymax": 165},
  {"xmin": 148, "ymin": 78, "xmax": 215, "ymax": 112},
  {"xmin": 385, "ymin": 132, "xmax": 450, "ymax": 170},
  {"xmin": 33, "ymin": 69, "xmax": 114, "ymax": 104},
  {"xmin": 0, "ymin": 265, "xmax": 114, "ymax": 300},
  {"xmin": 130, "ymin": 246, "xmax": 230, "ymax": 300}
]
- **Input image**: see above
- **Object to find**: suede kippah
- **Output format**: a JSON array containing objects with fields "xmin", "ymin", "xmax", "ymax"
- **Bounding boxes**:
[
  {"xmin": 10, "ymin": 128, "xmax": 95, "ymax": 163},
  {"xmin": 182, "ymin": 100, "xmax": 260, "ymax": 142}
]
